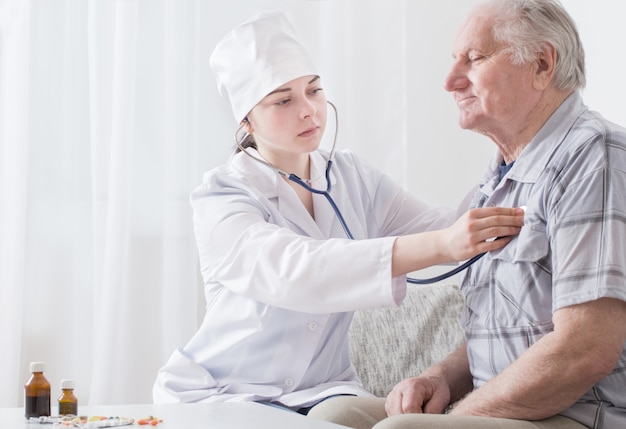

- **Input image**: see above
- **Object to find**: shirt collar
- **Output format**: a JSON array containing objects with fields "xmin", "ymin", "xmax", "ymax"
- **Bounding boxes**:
[{"xmin": 480, "ymin": 92, "xmax": 587, "ymax": 187}]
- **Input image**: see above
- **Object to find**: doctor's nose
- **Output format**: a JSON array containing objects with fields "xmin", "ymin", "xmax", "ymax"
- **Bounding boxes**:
[{"xmin": 299, "ymin": 98, "xmax": 317, "ymax": 119}]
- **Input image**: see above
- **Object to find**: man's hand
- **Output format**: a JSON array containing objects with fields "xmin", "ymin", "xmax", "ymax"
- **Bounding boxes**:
[{"xmin": 385, "ymin": 374, "xmax": 452, "ymax": 416}]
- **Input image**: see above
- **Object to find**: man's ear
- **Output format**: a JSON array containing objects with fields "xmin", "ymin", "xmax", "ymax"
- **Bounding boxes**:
[{"xmin": 533, "ymin": 42, "xmax": 557, "ymax": 90}]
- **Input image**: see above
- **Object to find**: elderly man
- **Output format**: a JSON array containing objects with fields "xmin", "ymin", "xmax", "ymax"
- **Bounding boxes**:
[{"xmin": 309, "ymin": 0, "xmax": 626, "ymax": 428}]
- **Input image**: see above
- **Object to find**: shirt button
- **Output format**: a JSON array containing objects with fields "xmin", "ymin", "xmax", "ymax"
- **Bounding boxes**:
[
  {"xmin": 308, "ymin": 321, "xmax": 318, "ymax": 331},
  {"xmin": 284, "ymin": 378, "xmax": 294, "ymax": 387}
]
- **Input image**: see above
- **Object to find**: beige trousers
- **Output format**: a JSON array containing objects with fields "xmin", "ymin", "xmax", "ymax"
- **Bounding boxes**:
[{"xmin": 307, "ymin": 396, "xmax": 588, "ymax": 429}]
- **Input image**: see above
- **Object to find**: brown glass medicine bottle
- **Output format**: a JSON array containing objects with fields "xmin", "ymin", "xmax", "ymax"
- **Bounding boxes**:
[
  {"xmin": 24, "ymin": 361, "xmax": 51, "ymax": 419},
  {"xmin": 58, "ymin": 379, "xmax": 78, "ymax": 416}
]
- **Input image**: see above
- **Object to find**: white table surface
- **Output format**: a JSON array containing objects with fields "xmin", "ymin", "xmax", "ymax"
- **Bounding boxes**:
[{"xmin": 0, "ymin": 402, "xmax": 351, "ymax": 428}]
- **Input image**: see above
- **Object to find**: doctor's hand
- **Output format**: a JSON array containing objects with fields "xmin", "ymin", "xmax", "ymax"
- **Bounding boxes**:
[
  {"xmin": 385, "ymin": 374, "xmax": 451, "ymax": 416},
  {"xmin": 391, "ymin": 206, "xmax": 523, "ymax": 276},
  {"xmin": 442, "ymin": 206, "xmax": 524, "ymax": 262}
]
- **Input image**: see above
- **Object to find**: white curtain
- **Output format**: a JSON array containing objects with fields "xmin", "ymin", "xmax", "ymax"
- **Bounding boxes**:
[
  {"xmin": 0, "ymin": 0, "xmax": 409, "ymax": 406},
  {"xmin": 0, "ymin": 0, "xmax": 206, "ymax": 405},
  {"xmin": 1, "ymin": 0, "xmax": 623, "ymax": 407}
]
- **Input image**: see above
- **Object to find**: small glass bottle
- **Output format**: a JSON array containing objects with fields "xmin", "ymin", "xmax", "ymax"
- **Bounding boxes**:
[
  {"xmin": 58, "ymin": 379, "xmax": 78, "ymax": 416},
  {"xmin": 24, "ymin": 361, "xmax": 51, "ymax": 419}
]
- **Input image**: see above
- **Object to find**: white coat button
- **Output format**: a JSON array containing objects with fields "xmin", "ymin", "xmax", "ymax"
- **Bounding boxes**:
[
  {"xmin": 284, "ymin": 378, "xmax": 294, "ymax": 387},
  {"xmin": 308, "ymin": 321, "xmax": 318, "ymax": 331}
]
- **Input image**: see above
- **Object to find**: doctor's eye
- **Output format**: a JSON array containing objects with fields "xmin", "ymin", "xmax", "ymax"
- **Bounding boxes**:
[{"xmin": 274, "ymin": 98, "xmax": 291, "ymax": 106}]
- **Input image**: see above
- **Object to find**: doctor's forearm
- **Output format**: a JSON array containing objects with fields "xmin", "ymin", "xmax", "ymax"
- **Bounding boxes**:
[
  {"xmin": 391, "ymin": 233, "xmax": 447, "ymax": 277},
  {"xmin": 391, "ymin": 208, "xmax": 524, "ymax": 277}
]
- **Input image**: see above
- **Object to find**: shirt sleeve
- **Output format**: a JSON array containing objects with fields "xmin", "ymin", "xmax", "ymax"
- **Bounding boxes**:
[
  {"xmin": 549, "ymin": 129, "xmax": 626, "ymax": 309},
  {"xmin": 336, "ymin": 151, "xmax": 456, "ymax": 238},
  {"xmin": 190, "ymin": 168, "xmax": 403, "ymax": 314}
]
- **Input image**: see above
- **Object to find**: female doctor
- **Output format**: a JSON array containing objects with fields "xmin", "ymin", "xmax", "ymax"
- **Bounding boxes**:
[{"xmin": 153, "ymin": 10, "xmax": 524, "ymax": 417}]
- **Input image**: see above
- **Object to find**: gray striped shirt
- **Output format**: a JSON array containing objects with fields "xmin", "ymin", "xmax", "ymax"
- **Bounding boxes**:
[{"xmin": 462, "ymin": 92, "xmax": 626, "ymax": 428}]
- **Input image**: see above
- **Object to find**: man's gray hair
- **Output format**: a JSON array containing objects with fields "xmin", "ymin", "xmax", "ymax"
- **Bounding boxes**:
[{"xmin": 487, "ymin": 0, "xmax": 586, "ymax": 91}]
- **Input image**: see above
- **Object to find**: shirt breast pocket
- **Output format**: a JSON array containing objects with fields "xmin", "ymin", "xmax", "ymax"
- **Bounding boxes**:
[
  {"xmin": 489, "ymin": 224, "xmax": 550, "ymax": 264},
  {"xmin": 463, "ymin": 223, "xmax": 553, "ymax": 331},
  {"xmin": 462, "ymin": 222, "xmax": 555, "ymax": 380}
]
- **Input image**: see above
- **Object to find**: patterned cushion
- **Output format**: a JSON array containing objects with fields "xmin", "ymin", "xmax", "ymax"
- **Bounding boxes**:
[{"xmin": 349, "ymin": 283, "xmax": 464, "ymax": 397}]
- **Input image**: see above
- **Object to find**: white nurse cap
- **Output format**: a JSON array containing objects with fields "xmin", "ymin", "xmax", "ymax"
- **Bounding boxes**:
[{"xmin": 209, "ymin": 11, "xmax": 318, "ymax": 123}]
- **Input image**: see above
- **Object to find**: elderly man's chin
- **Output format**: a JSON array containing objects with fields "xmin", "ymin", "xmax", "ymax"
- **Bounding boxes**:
[{"xmin": 457, "ymin": 111, "xmax": 480, "ymax": 131}]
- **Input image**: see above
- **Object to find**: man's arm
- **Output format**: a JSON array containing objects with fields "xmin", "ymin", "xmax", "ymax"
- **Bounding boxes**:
[
  {"xmin": 450, "ymin": 297, "xmax": 626, "ymax": 420},
  {"xmin": 385, "ymin": 344, "xmax": 474, "ymax": 415}
]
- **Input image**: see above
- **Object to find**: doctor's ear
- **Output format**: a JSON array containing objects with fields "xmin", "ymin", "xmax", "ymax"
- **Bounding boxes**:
[{"xmin": 241, "ymin": 117, "xmax": 253, "ymax": 133}]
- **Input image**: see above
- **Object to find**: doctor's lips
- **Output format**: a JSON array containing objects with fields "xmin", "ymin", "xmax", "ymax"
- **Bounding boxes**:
[{"xmin": 298, "ymin": 126, "xmax": 320, "ymax": 137}]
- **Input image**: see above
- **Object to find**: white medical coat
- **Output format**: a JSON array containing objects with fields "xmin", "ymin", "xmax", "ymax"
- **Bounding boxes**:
[{"xmin": 153, "ymin": 148, "xmax": 454, "ymax": 408}]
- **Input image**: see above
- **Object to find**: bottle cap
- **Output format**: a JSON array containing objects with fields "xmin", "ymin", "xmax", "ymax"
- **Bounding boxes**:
[
  {"xmin": 60, "ymin": 379, "xmax": 75, "ymax": 389},
  {"xmin": 30, "ymin": 362, "xmax": 45, "ymax": 373}
]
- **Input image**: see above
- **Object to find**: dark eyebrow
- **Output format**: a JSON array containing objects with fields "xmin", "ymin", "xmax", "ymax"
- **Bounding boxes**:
[{"xmin": 266, "ymin": 76, "xmax": 321, "ymax": 96}]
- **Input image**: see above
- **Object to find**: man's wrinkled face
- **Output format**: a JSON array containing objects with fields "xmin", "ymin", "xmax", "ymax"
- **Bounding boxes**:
[{"xmin": 443, "ymin": 8, "xmax": 541, "ymax": 140}]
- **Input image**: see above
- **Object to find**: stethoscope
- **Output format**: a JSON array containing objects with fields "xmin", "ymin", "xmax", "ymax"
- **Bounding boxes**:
[{"xmin": 235, "ymin": 101, "xmax": 484, "ymax": 284}]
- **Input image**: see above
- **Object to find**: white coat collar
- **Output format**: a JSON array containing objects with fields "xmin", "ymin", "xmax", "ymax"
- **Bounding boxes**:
[
  {"xmin": 229, "ymin": 148, "xmax": 336, "ymax": 197},
  {"xmin": 229, "ymin": 148, "xmax": 282, "ymax": 197},
  {"xmin": 229, "ymin": 149, "xmax": 338, "ymax": 239}
]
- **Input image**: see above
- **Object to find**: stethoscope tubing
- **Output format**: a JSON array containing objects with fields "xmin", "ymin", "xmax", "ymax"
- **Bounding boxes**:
[
  {"xmin": 235, "ymin": 101, "xmax": 478, "ymax": 285},
  {"xmin": 287, "ymin": 160, "xmax": 356, "ymax": 240}
]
